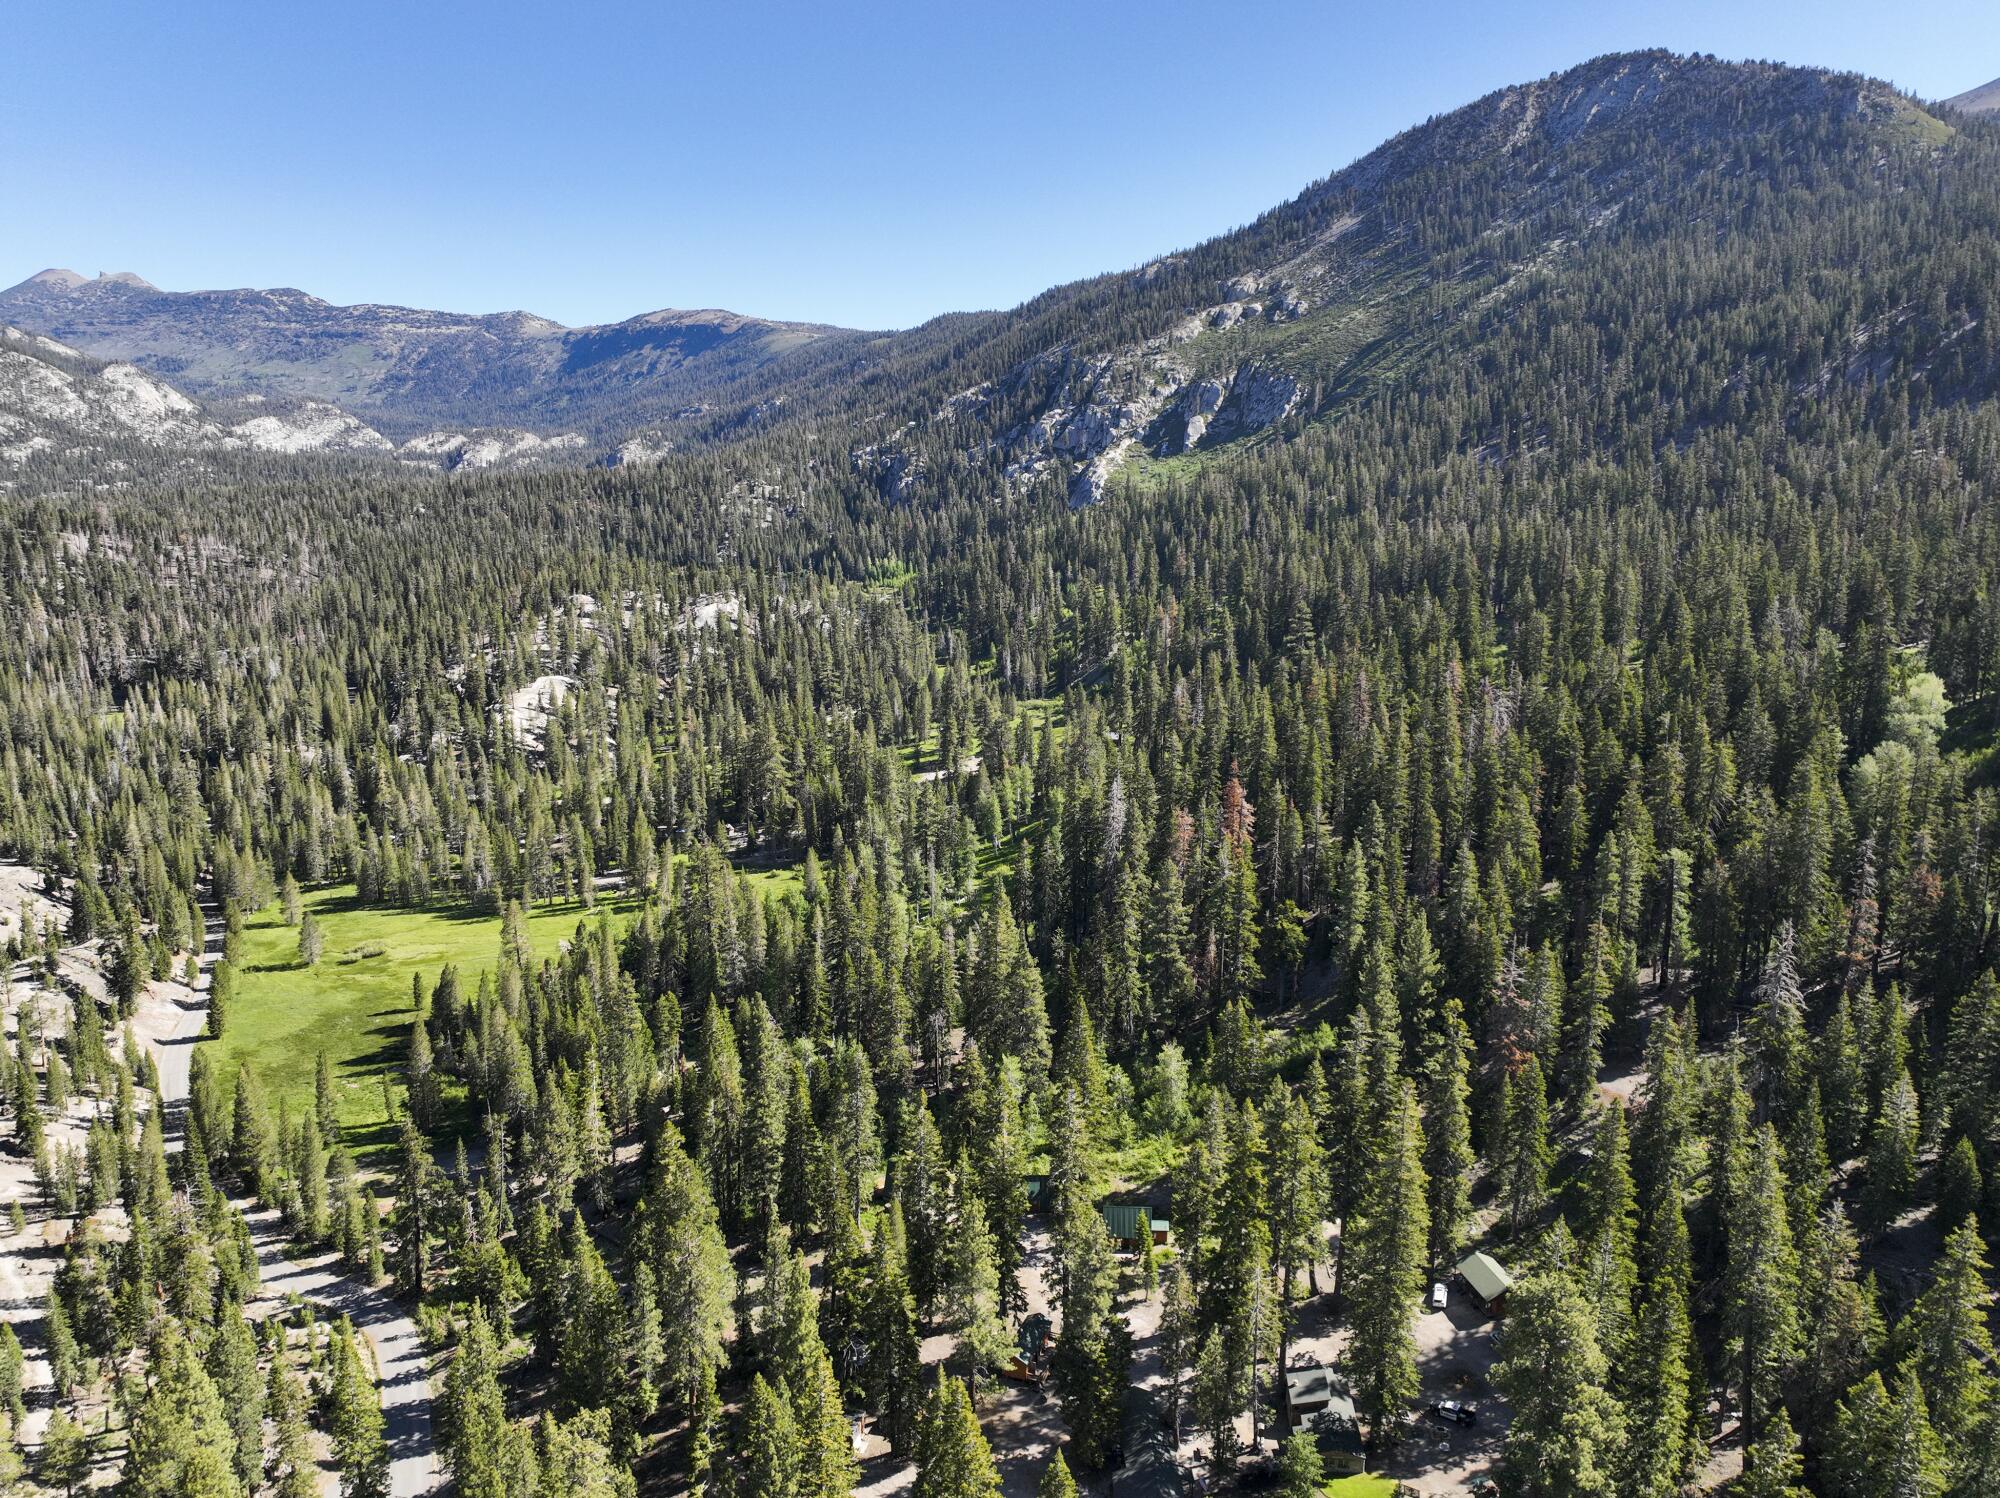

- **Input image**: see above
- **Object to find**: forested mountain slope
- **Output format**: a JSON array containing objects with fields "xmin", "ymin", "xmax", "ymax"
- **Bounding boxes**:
[{"xmin": 3, "ymin": 46, "xmax": 2000, "ymax": 1498}]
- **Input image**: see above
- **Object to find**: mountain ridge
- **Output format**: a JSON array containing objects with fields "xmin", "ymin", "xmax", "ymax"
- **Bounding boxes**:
[
  {"xmin": 3, "ymin": 49, "xmax": 1990, "ymax": 504},
  {"xmin": 0, "ymin": 268, "xmax": 857, "ymax": 439},
  {"xmin": 1945, "ymin": 75, "xmax": 2000, "ymax": 114}
]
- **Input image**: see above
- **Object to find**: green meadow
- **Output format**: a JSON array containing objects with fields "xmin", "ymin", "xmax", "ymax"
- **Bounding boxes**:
[{"xmin": 212, "ymin": 884, "xmax": 637, "ymax": 1161}]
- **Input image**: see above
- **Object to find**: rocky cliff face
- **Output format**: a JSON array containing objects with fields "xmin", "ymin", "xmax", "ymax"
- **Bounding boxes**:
[
  {"xmin": 0, "ymin": 325, "xmax": 390, "ymax": 472},
  {"xmin": 0, "ymin": 326, "xmax": 613, "ymax": 485}
]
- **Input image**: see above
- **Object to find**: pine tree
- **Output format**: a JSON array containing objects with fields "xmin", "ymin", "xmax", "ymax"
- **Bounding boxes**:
[
  {"xmin": 1423, "ymin": 996, "xmax": 1476, "ymax": 1268},
  {"xmin": 438, "ymin": 1313, "xmax": 514, "ymax": 1498},
  {"xmin": 1937, "ymin": 1136, "xmax": 1983, "ymax": 1235},
  {"xmin": 1793, "ymin": 1204, "xmax": 1882, "ymax": 1443},
  {"xmin": 1342, "ymin": 1078, "xmax": 1428, "ymax": 1443},
  {"xmin": 895, "ymin": 1096, "xmax": 951, "ymax": 1316},
  {"xmin": 1192, "ymin": 1328, "xmax": 1243, "ymax": 1485},
  {"xmin": 0, "ymin": 1323, "xmax": 21, "ymax": 1429},
  {"xmin": 631, "ymin": 1122, "xmax": 733, "ymax": 1427},
  {"xmin": 1895, "ymin": 1217, "xmax": 1996, "ymax": 1451},
  {"xmin": 268, "ymin": 1344, "xmax": 322, "ymax": 1496},
  {"xmin": 44, "ymin": 1293, "xmax": 80, "ymax": 1402},
  {"xmin": 978, "ymin": 1059, "xmax": 1032, "ymax": 1314},
  {"xmin": 328, "ymin": 1317, "xmax": 388, "ymax": 1498},
  {"xmin": 1863, "ymin": 1068, "xmax": 1921, "ymax": 1233},
  {"xmin": 791, "ymin": 1335, "xmax": 857, "ymax": 1498},
  {"xmin": 298, "ymin": 911, "xmax": 323, "ymax": 968},
  {"xmin": 391, "ymin": 1113, "xmax": 434, "ymax": 1296},
  {"xmin": 912, "ymin": 1378, "xmax": 1001, "ymax": 1498},
  {"xmin": 1563, "ymin": 922, "xmax": 1613, "ymax": 1113},
  {"xmin": 1830, "ymin": 1366, "xmax": 1948, "ymax": 1498},
  {"xmin": 1750, "ymin": 924, "xmax": 1810, "ymax": 1127},
  {"xmin": 1146, "ymin": 857, "xmax": 1199, "ymax": 1034},
  {"xmin": 1051, "ymin": 1181, "xmax": 1128, "ymax": 1468},
  {"xmin": 1158, "ymin": 1256, "xmax": 1198, "ymax": 1447},
  {"xmin": 40, "ymin": 1404, "xmax": 92, "ymax": 1497},
  {"xmin": 532, "ymin": 1409, "xmax": 630, "ymax": 1498},
  {"xmin": 1494, "ymin": 1264, "xmax": 1628, "ymax": 1497},
  {"xmin": 1819, "ymin": 987, "xmax": 1868, "ymax": 1160},
  {"xmin": 1577, "ymin": 1103, "xmax": 1639, "ymax": 1359},
  {"xmin": 1276, "ymin": 1429, "xmax": 1325, "ymax": 1498},
  {"xmin": 124, "ymin": 1324, "xmax": 240, "ymax": 1497},
  {"xmin": 1736, "ymin": 1405, "xmax": 1809, "ymax": 1498},
  {"xmin": 1729, "ymin": 1125, "xmax": 1800, "ymax": 1457},
  {"xmin": 206, "ymin": 1310, "xmax": 265, "ymax": 1489},
  {"xmin": 1619, "ymin": 1255, "xmax": 1694, "ymax": 1497},
  {"xmin": 555, "ymin": 1223, "xmax": 625, "ymax": 1415},
  {"xmin": 1036, "ymin": 1450, "xmax": 1080, "ymax": 1498},
  {"xmin": 944, "ymin": 1166, "xmax": 1012, "ymax": 1380},
  {"xmin": 1268, "ymin": 1084, "xmax": 1328, "ymax": 1315},
  {"xmin": 863, "ymin": 1213, "xmax": 924, "ymax": 1453},
  {"xmin": 738, "ymin": 1374, "xmax": 800, "ymax": 1498},
  {"xmin": 1499, "ymin": 1055, "xmax": 1551, "ymax": 1235}
]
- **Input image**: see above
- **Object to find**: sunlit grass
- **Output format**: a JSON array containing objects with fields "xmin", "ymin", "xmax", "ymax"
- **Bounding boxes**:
[{"xmin": 211, "ymin": 883, "xmax": 637, "ymax": 1161}]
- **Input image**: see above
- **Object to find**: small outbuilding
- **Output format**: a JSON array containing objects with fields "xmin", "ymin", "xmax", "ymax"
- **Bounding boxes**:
[
  {"xmin": 1101, "ymin": 1203, "xmax": 1151, "ymax": 1250},
  {"xmin": 1456, "ymin": 1249, "xmax": 1515, "ymax": 1314}
]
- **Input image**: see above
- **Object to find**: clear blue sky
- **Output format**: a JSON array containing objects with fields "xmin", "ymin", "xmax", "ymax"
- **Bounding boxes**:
[{"xmin": 6, "ymin": 0, "xmax": 1997, "ymax": 330}]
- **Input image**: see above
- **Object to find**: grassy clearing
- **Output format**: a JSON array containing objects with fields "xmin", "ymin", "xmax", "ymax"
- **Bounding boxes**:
[
  {"xmin": 212, "ymin": 883, "xmax": 638, "ymax": 1161},
  {"xmin": 1324, "ymin": 1477, "xmax": 1398, "ymax": 1497},
  {"xmin": 740, "ymin": 863, "xmax": 804, "ymax": 901}
]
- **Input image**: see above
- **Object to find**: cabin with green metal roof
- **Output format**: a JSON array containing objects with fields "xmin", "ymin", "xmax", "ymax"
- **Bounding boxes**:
[
  {"xmin": 1101, "ymin": 1203, "xmax": 1148, "ymax": 1248},
  {"xmin": 1456, "ymin": 1249, "xmax": 1515, "ymax": 1313}
]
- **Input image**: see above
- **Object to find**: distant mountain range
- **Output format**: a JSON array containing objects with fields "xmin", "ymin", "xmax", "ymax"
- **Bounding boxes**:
[
  {"xmin": 1946, "ymin": 76, "xmax": 2000, "ymax": 115},
  {"xmin": 6, "ymin": 50, "xmax": 1999, "ymax": 502},
  {"xmin": 0, "ymin": 268, "xmax": 852, "ymax": 441}
]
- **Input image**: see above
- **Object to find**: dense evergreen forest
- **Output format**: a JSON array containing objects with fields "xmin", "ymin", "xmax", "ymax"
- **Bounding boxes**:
[{"xmin": 4, "ymin": 48, "xmax": 2000, "ymax": 1498}]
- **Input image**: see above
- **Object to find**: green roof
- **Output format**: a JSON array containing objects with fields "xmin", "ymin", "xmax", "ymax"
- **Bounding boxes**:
[
  {"xmin": 1457, "ymin": 1250, "xmax": 1514, "ymax": 1302},
  {"xmin": 1101, "ymin": 1204, "xmax": 1149, "ymax": 1240}
]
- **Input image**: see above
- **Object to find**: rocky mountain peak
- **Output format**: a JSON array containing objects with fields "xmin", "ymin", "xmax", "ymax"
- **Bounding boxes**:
[
  {"xmin": 1946, "ymin": 76, "xmax": 2000, "ymax": 115},
  {"xmin": 10, "ymin": 269, "xmax": 159, "ymax": 295},
  {"xmin": 23, "ymin": 268, "xmax": 88, "ymax": 290}
]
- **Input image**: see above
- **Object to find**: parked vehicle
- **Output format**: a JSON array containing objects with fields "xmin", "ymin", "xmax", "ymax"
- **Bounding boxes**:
[
  {"xmin": 1430, "ymin": 1399, "xmax": 1478, "ymax": 1427},
  {"xmin": 1430, "ymin": 1280, "xmax": 1449, "ymax": 1310}
]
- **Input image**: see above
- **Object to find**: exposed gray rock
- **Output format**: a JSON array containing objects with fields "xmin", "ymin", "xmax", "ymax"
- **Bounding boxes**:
[
  {"xmin": 1147, "ymin": 366, "xmax": 1300, "ymax": 457},
  {"xmin": 852, "ymin": 443, "xmax": 928, "ymax": 503}
]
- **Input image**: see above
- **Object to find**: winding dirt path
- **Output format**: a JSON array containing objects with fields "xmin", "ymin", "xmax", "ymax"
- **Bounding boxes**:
[
  {"xmin": 0, "ymin": 872, "xmax": 441, "ymax": 1493},
  {"xmin": 239, "ymin": 1202, "xmax": 440, "ymax": 1497}
]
